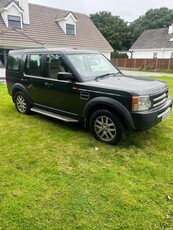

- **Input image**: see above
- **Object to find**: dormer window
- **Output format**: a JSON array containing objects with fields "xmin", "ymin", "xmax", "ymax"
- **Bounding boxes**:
[
  {"xmin": 8, "ymin": 15, "xmax": 21, "ymax": 29},
  {"xmin": 66, "ymin": 23, "xmax": 75, "ymax": 35},
  {"xmin": 55, "ymin": 12, "xmax": 78, "ymax": 36},
  {"xmin": 0, "ymin": 0, "xmax": 30, "ymax": 29}
]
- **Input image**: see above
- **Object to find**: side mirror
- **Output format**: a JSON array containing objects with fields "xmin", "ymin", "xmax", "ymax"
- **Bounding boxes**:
[{"xmin": 57, "ymin": 72, "xmax": 74, "ymax": 81}]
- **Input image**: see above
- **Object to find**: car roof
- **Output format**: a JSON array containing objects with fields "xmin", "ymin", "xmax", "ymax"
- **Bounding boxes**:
[{"xmin": 8, "ymin": 48, "xmax": 100, "ymax": 55}]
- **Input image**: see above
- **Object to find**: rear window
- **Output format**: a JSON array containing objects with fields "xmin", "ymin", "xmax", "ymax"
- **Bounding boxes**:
[{"xmin": 7, "ymin": 54, "xmax": 21, "ymax": 71}]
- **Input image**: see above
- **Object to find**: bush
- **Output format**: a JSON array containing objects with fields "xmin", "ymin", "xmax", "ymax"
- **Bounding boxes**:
[
  {"xmin": 111, "ymin": 52, "xmax": 128, "ymax": 58},
  {"xmin": 142, "ymin": 65, "xmax": 155, "ymax": 71}
]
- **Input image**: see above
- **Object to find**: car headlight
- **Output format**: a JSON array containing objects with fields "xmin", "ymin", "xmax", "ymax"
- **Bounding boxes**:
[{"xmin": 132, "ymin": 95, "xmax": 151, "ymax": 111}]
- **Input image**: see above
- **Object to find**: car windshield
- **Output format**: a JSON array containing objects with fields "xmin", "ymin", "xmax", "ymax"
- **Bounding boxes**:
[{"xmin": 67, "ymin": 53, "xmax": 120, "ymax": 81}]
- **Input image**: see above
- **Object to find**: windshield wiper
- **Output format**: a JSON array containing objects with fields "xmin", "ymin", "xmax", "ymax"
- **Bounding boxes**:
[{"xmin": 95, "ymin": 72, "xmax": 120, "ymax": 81}]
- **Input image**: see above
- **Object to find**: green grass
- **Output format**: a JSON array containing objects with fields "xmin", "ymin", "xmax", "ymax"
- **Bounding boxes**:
[{"xmin": 0, "ymin": 77, "xmax": 173, "ymax": 230}]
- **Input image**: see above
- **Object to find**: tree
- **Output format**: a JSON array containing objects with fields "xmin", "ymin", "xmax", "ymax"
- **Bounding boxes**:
[
  {"xmin": 90, "ymin": 11, "xmax": 130, "ymax": 51},
  {"xmin": 129, "ymin": 7, "xmax": 173, "ymax": 44},
  {"xmin": 90, "ymin": 8, "xmax": 173, "ymax": 51}
]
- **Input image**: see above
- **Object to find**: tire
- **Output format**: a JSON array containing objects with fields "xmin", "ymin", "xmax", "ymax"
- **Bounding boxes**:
[
  {"xmin": 14, "ymin": 91, "xmax": 31, "ymax": 114},
  {"xmin": 90, "ymin": 110, "xmax": 125, "ymax": 145}
]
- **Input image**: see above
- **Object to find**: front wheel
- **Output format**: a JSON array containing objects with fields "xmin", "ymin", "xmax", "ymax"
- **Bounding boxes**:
[
  {"xmin": 90, "ymin": 110, "xmax": 125, "ymax": 145},
  {"xmin": 14, "ymin": 91, "xmax": 31, "ymax": 114}
]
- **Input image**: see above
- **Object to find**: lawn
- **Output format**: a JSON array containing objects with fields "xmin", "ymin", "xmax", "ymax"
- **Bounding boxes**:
[{"xmin": 0, "ymin": 77, "xmax": 173, "ymax": 230}]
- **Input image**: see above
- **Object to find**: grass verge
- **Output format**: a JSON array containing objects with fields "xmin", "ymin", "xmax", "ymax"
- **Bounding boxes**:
[{"xmin": 0, "ymin": 77, "xmax": 173, "ymax": 229}]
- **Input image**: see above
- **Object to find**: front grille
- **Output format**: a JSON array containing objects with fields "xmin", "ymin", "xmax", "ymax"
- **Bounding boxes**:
[{"xmin": 152, "ymin": 90, "xmax": 168, "ymax": 109}]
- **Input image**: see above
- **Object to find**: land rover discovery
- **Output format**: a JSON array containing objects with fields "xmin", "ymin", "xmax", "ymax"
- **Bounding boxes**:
[{"xmin": 6, "ymin": 48, "xmax": 172, "ymax": 145}]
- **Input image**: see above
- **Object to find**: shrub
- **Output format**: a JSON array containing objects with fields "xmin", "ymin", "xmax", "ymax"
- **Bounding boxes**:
[{"xmin": 111, "ymin": 52, "xmax": 128, "ymax": 58}]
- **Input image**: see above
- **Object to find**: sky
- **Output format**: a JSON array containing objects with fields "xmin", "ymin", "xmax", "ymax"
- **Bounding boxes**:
[{"xmin": 28, "ymin": 0, "xmax": 173, "ymax": 22}]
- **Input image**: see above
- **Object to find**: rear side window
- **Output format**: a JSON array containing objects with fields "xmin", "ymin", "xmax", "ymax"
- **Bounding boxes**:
[
  {"xmin": 7, "ymin": 54, "xmax": 21, "ymax": 71},
  {"xmin": 25, "ymin": 54, "xmax": 42, "ymax": 76}
]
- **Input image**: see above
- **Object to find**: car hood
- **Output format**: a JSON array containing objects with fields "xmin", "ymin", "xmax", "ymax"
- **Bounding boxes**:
[{"xmin": 81, "ymin": 74, "xmax": 168, "ymax": 95}]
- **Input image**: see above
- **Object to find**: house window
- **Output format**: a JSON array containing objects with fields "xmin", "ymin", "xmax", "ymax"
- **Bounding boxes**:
[
  {"xmin": 171, "ymin": 52, "xmax": 173, "ymax": 59},
  {"xmin": 153, "ymin": 52, "xmax": 157, "ymax": 59},
  {"xmin": 8, "ymin": 15, "xmax": 21, "ymax": 29},
  {"xmin": 66, "ymin": 24, "xmax": 75, "ymax": 35}
]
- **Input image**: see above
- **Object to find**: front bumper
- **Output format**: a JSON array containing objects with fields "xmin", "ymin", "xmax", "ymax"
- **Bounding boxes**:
[{"xmin": 130, "ymin": 97, "xmax": 172, "ymax": 130}]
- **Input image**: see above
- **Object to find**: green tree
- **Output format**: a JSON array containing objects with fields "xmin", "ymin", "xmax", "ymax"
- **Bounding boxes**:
[
  {"xmin": 90, "ymin": 11, "xmax": 130, "ymax": 51},
  {"xmin": 129, "ymin": 7, "xmax": 173, "ymax": 44},
  {"xmin": 90, "ymin": 8, "xmax": 173, "ymax": 51}
]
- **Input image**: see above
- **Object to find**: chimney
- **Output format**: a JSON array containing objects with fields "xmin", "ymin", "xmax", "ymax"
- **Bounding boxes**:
[
  {"xmin": 168, "ymin": 23, "xmax": 173, "ymax": 34},
  {"xmin": 19, "ymin": 0, "xmax": 30, "ymax": 25}
]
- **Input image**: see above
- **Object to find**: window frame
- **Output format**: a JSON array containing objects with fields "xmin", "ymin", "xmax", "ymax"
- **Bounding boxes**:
[
  {"xmin": 153, "ymin": 52, "xmax": 157, "ymax": 59},
  {"xmin": 66, "ymin": 23, "xmax": 75, "ymax": 35},
  {"xmin": 170, "ymin": 52, "xmax": 173, "ymax": 59},
  {"xmin": 8, "ymin": 15, "xmax": 21, "ymax": 29},
  {"xmin": 25, "ymin": 54, "xmax": 43, "ymax": 77},
  {"xmin": 47, "ymin": 53, "xmax": 70, "ymax": 79},
  {"xmin": 7, "ymin": 54, "xmax": 21, "ymax": 71}
]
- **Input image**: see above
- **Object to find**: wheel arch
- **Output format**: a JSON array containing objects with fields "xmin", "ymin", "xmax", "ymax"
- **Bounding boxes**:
[
  {"xmin": 84, "ymin": 97, "xmax": 135, "ymax": 129},
  {"xmin": 12, "ymin": 83, "xmax": 33, "ymax": 106}
]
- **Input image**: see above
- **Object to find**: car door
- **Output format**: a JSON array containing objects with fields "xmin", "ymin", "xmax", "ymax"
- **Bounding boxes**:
[
  {"xmin": 23, "ymin": 53, "xmax": 51, "ymax": 106},
  {"xmin": 23, "ymin": 53, "xmax": 85, "ymax": 116},
  {"xmin": 43, "ymin": 53, "xmax": 85, "ymax": 115}
]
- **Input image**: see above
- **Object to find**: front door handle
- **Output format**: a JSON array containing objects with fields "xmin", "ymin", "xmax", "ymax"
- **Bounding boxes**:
[{"xmin": 45, "ymin": 82, "xmax": 53, "ymax": 87}]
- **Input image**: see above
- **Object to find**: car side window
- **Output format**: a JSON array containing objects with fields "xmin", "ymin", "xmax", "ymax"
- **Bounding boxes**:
[
  {"xmin": 25, "ymin": 54, "xmax": 42, "ymax": 77},
  {"xmin": 47, "ymin": 54, "xmax": 68, "ymax": 79},
  {"xmin": 7, "ymin": 54, "xmax": 21, "ymax": 71}
]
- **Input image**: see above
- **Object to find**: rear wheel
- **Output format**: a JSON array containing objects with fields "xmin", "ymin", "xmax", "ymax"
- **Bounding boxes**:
[
  {"xmin": 14, "ymin": 91, "xmax": 31, "ymax": 114},
  {"xmin": 90, "ymin": 110, "xmax": 125, "ymax": 145}
]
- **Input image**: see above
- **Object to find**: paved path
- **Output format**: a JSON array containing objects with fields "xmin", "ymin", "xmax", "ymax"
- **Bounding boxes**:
[{"xmin": 120, "ymin": 69, "xmax": 173, "ymax": 77}]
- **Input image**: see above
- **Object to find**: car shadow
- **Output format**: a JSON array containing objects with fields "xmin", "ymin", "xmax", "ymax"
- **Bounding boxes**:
[{"xmin": 31, "ymin": 112, "xmax": 160, "ymax": 149}]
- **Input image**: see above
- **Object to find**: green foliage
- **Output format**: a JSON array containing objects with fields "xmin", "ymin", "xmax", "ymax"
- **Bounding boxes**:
[
  {"xmin": 0, "ymin": 79, "xmax": 173, "ymax": 229},
  {"xmin": 141, "ymin": 65, "xmax": 155, "ymax": 71},
  {"xmin": 90, "ymin": 11, "xmax": 131, "ymax": 51},
  {"xmin": 90, "ymin": 8, "xmax": 173, "ymax": 51},
  {"xmin": 111, "ymin": 51, "xmax": 128, "ymax": 58},
  {"xmin": 129, "ymin": 7, "xmax": 173, "ymax": 45}
]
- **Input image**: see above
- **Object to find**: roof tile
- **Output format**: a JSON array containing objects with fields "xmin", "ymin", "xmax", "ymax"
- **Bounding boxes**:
[
  {"xmin": 130, "ymin": 28, "xmax": 173, "ymax": 50},
  {"xmin": 0, "ymin": 1, "xmax": 113, "ymax": 52}
]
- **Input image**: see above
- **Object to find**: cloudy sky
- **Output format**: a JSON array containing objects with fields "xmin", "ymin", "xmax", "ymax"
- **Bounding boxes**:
[{"xmin": 28, "ymin": 0, "xmax": 173, "ymax": 22}]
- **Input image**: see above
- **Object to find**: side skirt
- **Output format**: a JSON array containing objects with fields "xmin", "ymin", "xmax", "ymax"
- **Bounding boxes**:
[{"xmin": 31, "ymin": 107, "xmax": 80, "ymax": 123}]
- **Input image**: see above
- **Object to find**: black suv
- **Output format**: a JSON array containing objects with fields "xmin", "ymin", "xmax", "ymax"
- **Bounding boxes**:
[{"xmin": 6, "ymin": 48, "xmax": 172, "ymax": 145}]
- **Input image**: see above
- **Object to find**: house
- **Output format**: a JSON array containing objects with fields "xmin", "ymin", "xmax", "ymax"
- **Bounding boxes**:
[
  {"xmin": 129, "ymin": 24, "xmax": 173, "ymax": 59},
  {"xmin": 0, "ymin": 0, "xmax": 113, "ymax": 67}
]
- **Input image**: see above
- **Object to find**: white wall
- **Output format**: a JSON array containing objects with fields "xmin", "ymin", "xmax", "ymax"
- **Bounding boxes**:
[
  {"xmin": 131, "ymin": 49, "xmax": 173, "ymax": 59},
  {"xmin": 1, "ymin": 5, "xmax": 23, "ymax": 28},
  {"xmin": 0, "ymin": 68, "xmax": 5, "ymax": 82},
  {"xmin": 102, "ymin": 52, "xmax": 111, "ymax": 60},
  {"xmin": 19, "ymin": 0, "xmax": 30, "ymax": 25}
]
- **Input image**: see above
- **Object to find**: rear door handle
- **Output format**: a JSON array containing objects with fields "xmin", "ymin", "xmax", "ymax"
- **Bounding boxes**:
[
  {"xmin": 21, "ymin": 78, "xmax": 28, "ymax": 82},
  {"xmin": 45, "ymin": 82, "xmax": 53, "ymax": 87}
]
